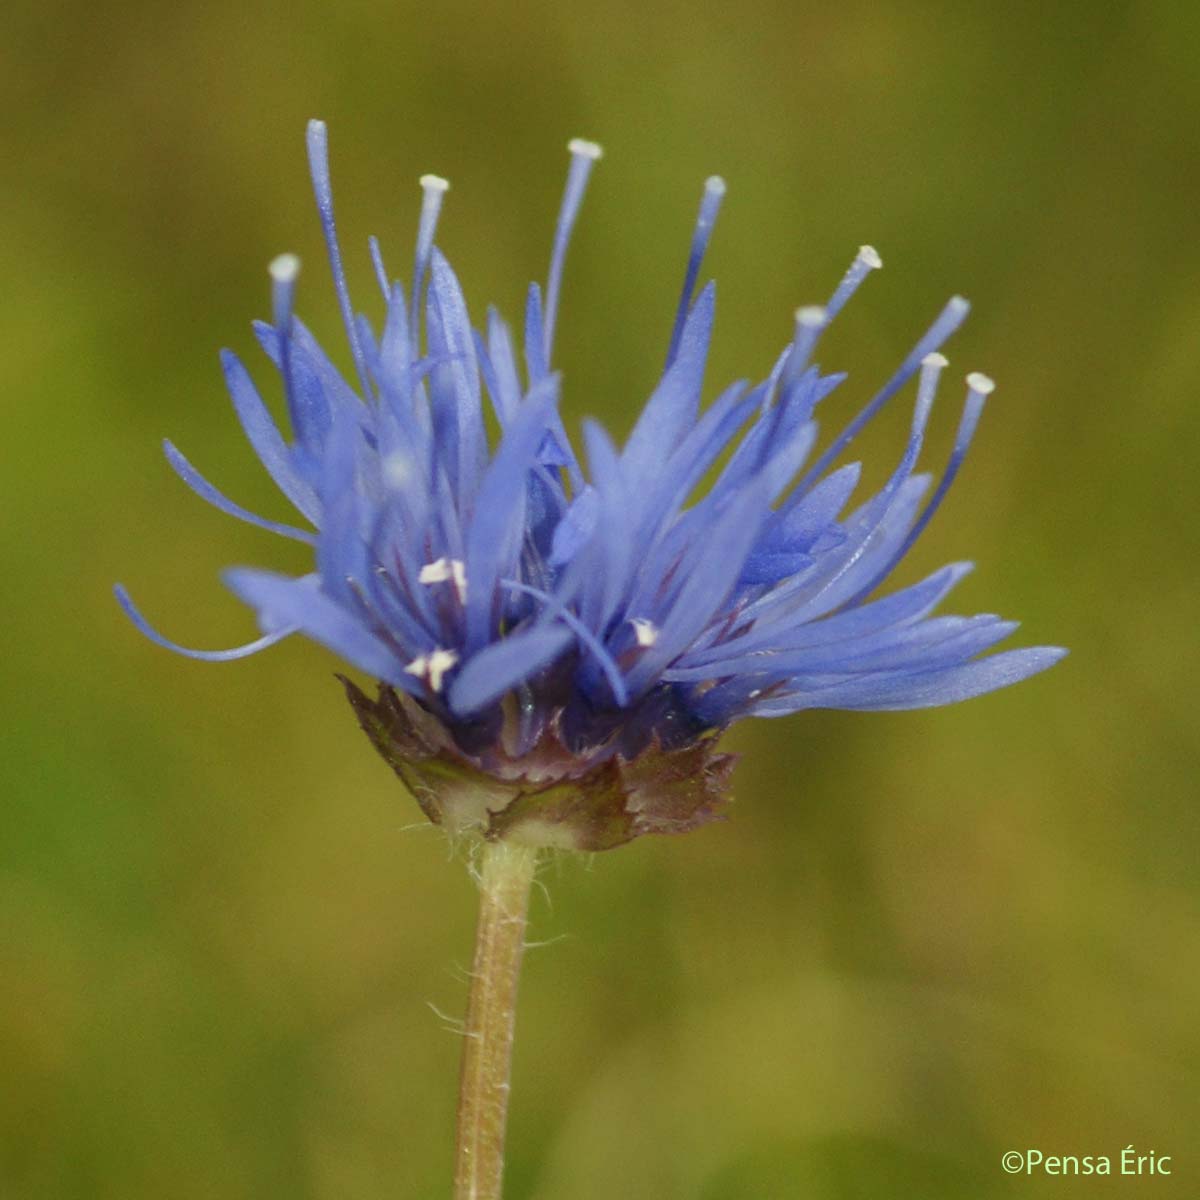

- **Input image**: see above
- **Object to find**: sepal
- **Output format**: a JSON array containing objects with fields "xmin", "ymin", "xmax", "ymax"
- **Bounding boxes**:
[{"xmin": 340, "ymin": 676, "xmax": 736, "ymax": 851}]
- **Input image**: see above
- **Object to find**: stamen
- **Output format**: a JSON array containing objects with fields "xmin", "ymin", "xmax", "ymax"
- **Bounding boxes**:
[
  {"xmin": 269, "ymin": 252, "xmax": 300, "ymax": 295},
  {"xmin": 543, "ymin": 138, "xmax": 603, "ymax": 364},
  {"xmin": 794, "ymin": 295, "xmax": 970, "ymax": 493},
  {"xmin": 427, "ymin": 648, "xmax": 459, "ymax": 691},
  {"xmin": 785, "ymin": 305, "xmax": 829, "ymax": 386},
  {"xmin": 629, "ymin": 617, "xmax": 659, "ymax": 647},
  {"xmin": 269, "ymin": 254, "xmax": 300, "ymax": 336},
  {"xmin": 305, "ymin": 119, "xmax": 373, "ymax": 399},
  {"xmin": 419, "ymin": 556, "xmax": 468, "ymax": 601},
  {"xmin": 405, "ymin": 647, "xmax": 459, "ymax": 692},
  {"xmin": 665, "ymin": 175, "xmax": 727, "ymax": 369},
  {"xmin": 411, "ymin": 173, "xmax": 450, "ymax": 347},
  {"xmin": 825, "ymin": 245, "xmax": 883, "ymax": 321},
  {"xmin": 567, "ymin": 138, "xmax": 604, "ymax": 159},
  {"xmin": 915, "ymin": 351, "xmax": 950, "ymax": 425},
  {"xmin": 268, "ymin": 255, "xmax": 301, "ymax": 431},
  {"xmin": 842, "ymin": 360, "xmax": 987, "ymax": 608}
]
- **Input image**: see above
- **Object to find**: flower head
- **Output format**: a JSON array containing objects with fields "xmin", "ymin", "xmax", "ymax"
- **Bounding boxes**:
[{"xmin": 117, "ymin": 121, "xmax": 1064, "ymax": 849}]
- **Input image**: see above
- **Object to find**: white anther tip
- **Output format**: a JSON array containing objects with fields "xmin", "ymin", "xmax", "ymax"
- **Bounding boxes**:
[
  {"xmin": 966, "ymin": 371, "xmax": 996, "ymax": 395},
  {"xmin": 949, "ymin": 294, "xmax": 971, "ymax": 314},
  {"xmin": 795, "ymin": 304, "xmax": 828, "ymax": 328},
  {"xmin": 269, "ymin": 253, "xmax": 301, "ymax": 282},
  {"xmin": 705, "ymin": 175, "xmax": 727, "ymax": 196},
  {"xmin": 859, "ymin": 244, "xmax": 883, "ymax": 269},
  {"xmin": 420, "ymin": 173, "xmax": 450, "ymax": 193},
  {"xmin": 567, "ymin": 138, "xmax": 604, "ymax": 160},
  {"xmin": 922, "ymin": 351, "xmax": 949, "ymax": 369},
  {"xmin": 630, "ymin": 618, "xmax": 659, "ymax": 648},
  {"xmin": 403, "ymin": 647, "xmax": 459, "ymax": 692}
]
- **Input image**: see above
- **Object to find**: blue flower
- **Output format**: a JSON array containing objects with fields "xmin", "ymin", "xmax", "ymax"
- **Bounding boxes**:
[{"xmin": 117, "ymin": 121, "xmax": 1063, "ymax": 848}]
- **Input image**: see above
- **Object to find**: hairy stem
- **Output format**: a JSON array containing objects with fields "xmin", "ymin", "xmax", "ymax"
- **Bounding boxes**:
[{"xmin": 453, "ymin": 840, "xmax": 539, "ymax": 1200}]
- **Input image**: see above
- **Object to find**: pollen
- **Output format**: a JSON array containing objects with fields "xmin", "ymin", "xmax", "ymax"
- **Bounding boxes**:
[
  {"xmin": 268, "ymin": 253, "xmax": 301, "ymax": 282},
  {"xmin": 630, "ymin": 618, "xmax": 659, "ymax": 648},
  {"xmin": 405, "ymin": 647, "xmax": 460, "ymax": 692},
  {"xmin": 419, "ymin": 557, "xmax": 467, "ymax": 600},
  {"xmin": 567, "ymin": 137, "xmax": 604, "ymax": 160}
]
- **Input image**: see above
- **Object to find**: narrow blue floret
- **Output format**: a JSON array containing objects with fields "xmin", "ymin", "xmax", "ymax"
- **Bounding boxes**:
[{"xmin": 117, "ymin": 120, "xmax": 1064, "ymax": 759}]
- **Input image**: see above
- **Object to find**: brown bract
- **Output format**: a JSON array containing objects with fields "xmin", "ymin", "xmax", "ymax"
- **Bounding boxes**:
[{"xmin": 340, "ymin": 677, "xmax": 737, "ymax": 852}]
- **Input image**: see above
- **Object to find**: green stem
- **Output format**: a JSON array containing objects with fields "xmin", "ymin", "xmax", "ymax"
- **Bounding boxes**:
[{"xmin": 453, "ymin": 840, "xmax": 539, "ymax": 1200}]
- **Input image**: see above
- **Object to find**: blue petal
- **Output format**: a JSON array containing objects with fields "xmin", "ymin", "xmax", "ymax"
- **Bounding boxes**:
[
  {"xmin": 794, "ymin": 295, "xmax": 970, "ymax": 491},
  {"xmin": 114, "ymin": 583, "xmax": 295, "ymax": 661},
  {"xmin": 368, "ymin": 234, "xmax": 391, "ymax": 299},
  {"xmin": 738, "ymin": 550, "xmax": 815, "ymax": 586},
  {"xmin": 684, "ymin": 561, "xmax": 975, "ymax": 668},
  {"xmin": 809, "ymin": 615, "xmax": 1017, "ymax": 674},
  {"xmin": 764, "ymin": 376, "xmax": 937, "ymax": 626},
  {"xmin": 750, "ymin": 646, "xmax": 1067, "ymax": 714},
  {"xmin": 756, "ymin": 419, "xmax": 821, "ymax": 503},
  {"xmin": 713, "ymin": 363, "xmax": 836, "ymax": 497},
  {"xmin": 523, "ymin": 283, "xmax": 549, "ymax": 384},
  {"xmin": 305, "ymin": 119, "xmax": 373, "ymax": 399},
  {"xmin": 290, "ymin": 318, "xmax": 363, "ymax": 413},
  {"xmin": 484, "ymin": 308, "xmax": 522, "ymax": 426},
  {"xmin": 463, "ymin": 375, "xmax": 561, "ymax": 651},
  {"xmin": 426, "ymin": 357, "xmax": 463, "ymax": 498},
  {"xmin": 315, "ymin": 410, "xmax": 372, "ymax": 608},
  {"xmin": 549, "ymin": 484, "xmax": 599, "ymax": 567},
  {"xmin": 503, "ymin": 579, "xmax": 628, "ymax": 706},
  {"xmin": 163, "ymin": 440, "xmax": 316, "ymax": 544},
  {"xmin": 667, "ymin": 615, "xmax": 1017, "ymax": 682},
  {"xmin": 447, "ymin": 625, "xmax": 574, "ymax": 715},
  {"xmin": 361, "ymin": 564, "xmax": 439, "ymax": 655},
  {"xmin": 428, "ymin": 249, "xmax": 487, "ymax": 497},
  {"xmin": 221, "ymin": 348, "xmax": 322, "ymax": 524},
  {"xmin": 536, "ymin": 407, "xmax": 585, "ymax": 493},
  {"xmin": 574, "ymin": 419, "xmax": 634, "ymax": 633},
  {"xmin": 252, "ymin": 321, "xmax": 336, "ymax": 453},
  {"xmin": 224, "ymin": 568, "xmax": 412, "ymax": 684},
  {"xmin": 776, "ymin": 462, "xmax": 862, "ymax": 545},
  {"xmin": 793, "ymin": 474, "xmax": 932, "ymax": 620},
  {"xmin": 378, "ymin": 284, "xmax": 415, "ymax": 410},
  {"xmin": 624, "ymin": 481, "xmax": 772, "ymax": 696},
  {"xmin": 621, "ymin": 281, "xmax": 715, "ymax": 483},
  {"xmin": 632, "ymin": 381, "xmax": 752, "ymax": 546}
]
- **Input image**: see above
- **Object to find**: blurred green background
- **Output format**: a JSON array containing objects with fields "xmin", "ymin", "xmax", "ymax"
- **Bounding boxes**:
[{"xmin": 3, "ymin": 0, "xmax": 1198, "ymax": 1196}]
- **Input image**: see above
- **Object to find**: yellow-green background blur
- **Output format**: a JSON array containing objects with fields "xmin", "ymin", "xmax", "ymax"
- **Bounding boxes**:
[{"xmin": 3, "ymin": 0, "xmax": 1198, "ymax": 1196}]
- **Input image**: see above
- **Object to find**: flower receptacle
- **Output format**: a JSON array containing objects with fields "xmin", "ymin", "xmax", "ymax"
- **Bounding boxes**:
[{"xmin": 340, "ymin": 676, "xmax": 736, "ymax": 852}]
